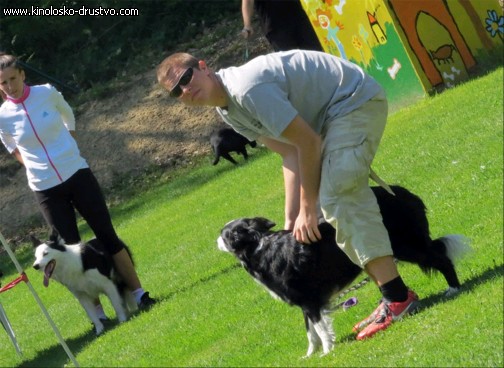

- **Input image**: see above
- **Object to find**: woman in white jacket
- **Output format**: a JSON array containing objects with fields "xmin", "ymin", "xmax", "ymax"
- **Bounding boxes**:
[{"xmin": 0, "ymin": 53, "xmax": 155, "ymax": 311}]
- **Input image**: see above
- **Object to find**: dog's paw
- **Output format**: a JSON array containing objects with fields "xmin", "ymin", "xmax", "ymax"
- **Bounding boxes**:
[
  {"xmin": 301, "ymin": 349, "xmax": 331, "ymax": 359},
  {"xmin": 303, "ymin": 348, "xmax": 317, "ymax": 359},
  {"xmin": 444, "ymin": 287, "xmax": 460, "ymax": 297},
  {"xmin": 319, "ymin": 350, "xmax": 331, "ymax": 358},
  {"xmin": 94, "ymin": 323, "xmax": 105, "ymax": 336}
]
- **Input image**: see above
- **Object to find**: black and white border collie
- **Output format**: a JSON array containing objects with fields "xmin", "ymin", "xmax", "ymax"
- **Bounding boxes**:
[
  {"xmin": 217, "ymin": 186, "xmax": 471, "ymax": 357},
  {"xmin": 32, "ymin": 234, "xmax": 137, "ymax": 335}
]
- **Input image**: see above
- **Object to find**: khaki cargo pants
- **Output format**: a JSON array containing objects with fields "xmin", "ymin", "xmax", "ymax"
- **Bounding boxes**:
[{"xmin": 319, "ymin": 91, "xmax": 393, "ymax": 268}]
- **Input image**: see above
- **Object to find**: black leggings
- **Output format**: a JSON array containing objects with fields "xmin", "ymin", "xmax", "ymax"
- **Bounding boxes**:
[{"xmin": 34, "ymin": 168, "xmax": 125, "ymax": 254}]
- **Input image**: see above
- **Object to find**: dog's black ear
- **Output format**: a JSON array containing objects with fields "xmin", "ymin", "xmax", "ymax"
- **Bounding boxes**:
[
  {"xmin": 49, "ymin": 227, "xmax": 60, "ymax": 243},
  {"xmin": 226, "ymin": 225, "xmax": 261, "ymax": 252},
  {"xmin": 250, "ymin": 217, "xmax": 276, "ymax": 232},
  {"xmin": 30, "ymin": 235, "xmax": 42, "ymax": 248}
]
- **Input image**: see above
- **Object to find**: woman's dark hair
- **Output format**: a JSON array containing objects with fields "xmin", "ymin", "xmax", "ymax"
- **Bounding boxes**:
[{"xmin": 0, "ymin": 53, "xmax": 22, "ymax": 71}]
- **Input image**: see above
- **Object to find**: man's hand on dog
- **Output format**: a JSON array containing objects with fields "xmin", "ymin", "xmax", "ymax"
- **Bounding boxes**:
[{"xmin": 293, "ymin": 212, "xmax": 321, "ymax": 244}]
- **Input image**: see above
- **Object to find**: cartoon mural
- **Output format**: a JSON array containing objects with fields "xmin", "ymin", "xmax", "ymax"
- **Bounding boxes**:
[{"xmin": 301, "ymin": 0, "xmax": 503, "ymax": 109}]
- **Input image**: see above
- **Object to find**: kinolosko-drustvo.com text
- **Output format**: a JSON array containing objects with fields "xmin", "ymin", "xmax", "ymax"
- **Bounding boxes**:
[{"xmin": 3, "ymin": 5, "xmax": 139, "ymax": 17}]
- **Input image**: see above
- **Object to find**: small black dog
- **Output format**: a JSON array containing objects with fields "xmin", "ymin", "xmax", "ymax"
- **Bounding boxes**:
[
  {"xmin": 217, "ymin": 186, "xmax": 470, "ymax": 357},
  {"xmin": 210, "ymin": 128, "xmax": 256, "ymax": 165}
]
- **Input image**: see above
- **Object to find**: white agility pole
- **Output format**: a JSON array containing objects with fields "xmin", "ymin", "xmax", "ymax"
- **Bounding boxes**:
[
  {"xmin": 0, "ymin": 230, "xmax": 79, "ymax": 367},
  {"xmin": 0, "ymin": 300, "xmax": 22, "ymax": 355}
]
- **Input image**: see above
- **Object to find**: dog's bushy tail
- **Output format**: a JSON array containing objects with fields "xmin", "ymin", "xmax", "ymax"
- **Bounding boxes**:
[
  {"xmin": 430, "ymin": 235, "xmax": 472, "ymax": 295},
  {"xmin": 435, "ymin": 235, "xmax": 472, "ymax": 264}
]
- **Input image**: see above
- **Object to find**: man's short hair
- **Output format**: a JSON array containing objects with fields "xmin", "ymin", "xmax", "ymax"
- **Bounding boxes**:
[{"xmin": 157, "ymin": 53, "xmax": 199, "ymax": 85}]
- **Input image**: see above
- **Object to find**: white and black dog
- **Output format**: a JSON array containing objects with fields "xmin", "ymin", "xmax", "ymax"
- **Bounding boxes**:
[
  {"xmin": 32, "ymin": 234, "xmax": 137, "ymax": 335},
  {"xmin": 217, "ymin": 186, "xmax": 470, "ymax": 357}
]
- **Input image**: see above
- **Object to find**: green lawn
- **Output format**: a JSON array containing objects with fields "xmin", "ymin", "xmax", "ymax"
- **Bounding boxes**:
[{"xmin": 1, "ymin": 67, "xmax": 502, "ymax": 367}]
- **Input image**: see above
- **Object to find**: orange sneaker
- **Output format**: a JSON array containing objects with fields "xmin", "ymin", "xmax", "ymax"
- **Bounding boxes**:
[
  {"xmin": 352, "ymin": 300, "xmax": 384, "ymax": 332},
  {"xmin": 356, "ymin": 290, "xmax": 419, "ymax": 340}
]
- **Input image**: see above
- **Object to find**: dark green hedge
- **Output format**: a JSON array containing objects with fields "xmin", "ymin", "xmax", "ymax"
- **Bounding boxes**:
[{"xmin": 0, "ymin": 0, "xmax": 240, "ymax": 92}]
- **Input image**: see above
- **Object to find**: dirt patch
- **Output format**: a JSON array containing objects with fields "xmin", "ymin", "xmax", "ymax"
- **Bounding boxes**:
[{"xmin": 0, "ymin": 23, "xmax": 272, "ymax": 240}]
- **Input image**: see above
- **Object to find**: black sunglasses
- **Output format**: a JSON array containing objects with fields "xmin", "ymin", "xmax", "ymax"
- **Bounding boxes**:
[{"xmin": 169, "ymin": 67, "xmax": 194, "ymax": 98}]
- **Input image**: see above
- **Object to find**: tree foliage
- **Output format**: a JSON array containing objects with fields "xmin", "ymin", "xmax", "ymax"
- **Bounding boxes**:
[{"xmin": 0, "ymin": 0, "xmax": 240, "ymax": 92}]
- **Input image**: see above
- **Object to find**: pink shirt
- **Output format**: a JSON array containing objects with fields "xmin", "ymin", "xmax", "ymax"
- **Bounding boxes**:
[{"xmin": 0, "ymin": 84, "xmax": 88, "ymax": 191}]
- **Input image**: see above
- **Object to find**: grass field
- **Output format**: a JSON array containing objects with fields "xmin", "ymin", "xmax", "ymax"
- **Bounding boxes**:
[{"xmin": 0, "ymin": 67, "xmax": 502, "ymax": 367}]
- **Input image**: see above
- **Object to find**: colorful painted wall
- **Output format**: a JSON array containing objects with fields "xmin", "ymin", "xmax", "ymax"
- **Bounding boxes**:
[{"xmin": 301, "ymin": 0, "xmax": 503, "ymax": 109}]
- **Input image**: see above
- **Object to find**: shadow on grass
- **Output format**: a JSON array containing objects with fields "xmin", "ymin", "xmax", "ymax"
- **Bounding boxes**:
[
  {"xmin": 16, "ymin": 329, "xmax": 95, "ymax": 367},
  {"xmin": 16, "ymin": 318, "xmax": 128, "ymax": 367},
  {"xmin": 337, "ymin": 262, "xmax": 504, "ymax": 343},
  {"xmin": 14, "ymin": 264, "xmax": 242, "ymax": 367},
  {"xmin": 418, "ymin": 262, "xmax": 504, "ymax": 310},
  {"xmin": 155, "ymin": 263, "xmax": 241, "ymax": 304},
  {"xmin": 16, "ymin": 262, "xmax": 502, "ymax": 365}
]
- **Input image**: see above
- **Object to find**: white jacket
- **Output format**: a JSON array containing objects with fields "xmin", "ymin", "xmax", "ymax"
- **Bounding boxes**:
[{"xmin": 0, "ymin": 84, "xmax": 88, "ymax": 191}]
